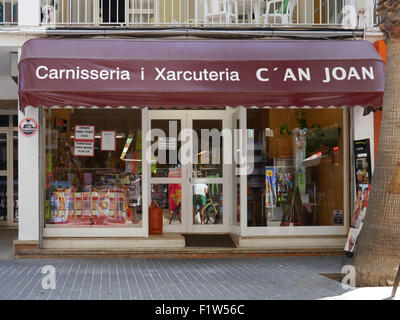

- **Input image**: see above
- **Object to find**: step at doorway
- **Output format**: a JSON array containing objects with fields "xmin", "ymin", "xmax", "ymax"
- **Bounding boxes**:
[{"xmin": 183, "ymin": 234, "xmax": 237, "ymax": 248}]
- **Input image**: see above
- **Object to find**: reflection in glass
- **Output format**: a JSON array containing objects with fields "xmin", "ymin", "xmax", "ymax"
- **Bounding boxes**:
[
  {"xmin": 193, "ymin": 183, "xmax": 223, "ymax": 225},
  {"xmin": 13, "ymin": 115, "xmax": 18, "ymax": 128},
  {"xmin": 0, "ymin": 133, "xmax": 6, "ymax": 171},
  {"xmin": 151, "ymin": 184, "xmax": 182, "ymax": 225},
  {"xmin": 45, "ymin": 109, "xmax": 142, "ymax": 227},
  {"xmin": 0, "ymin": 176, "xmax": 6, "ymax": 221},
  {"xmin": 192, "ymin": 120, "xmax": 223, "ymax": 178},
  {"xmin": 151, "ymin": 120, "xmax": 181, "ymax": 178},
  {"xmin": 0, "ymin": 115, "xmax": 8, "ymax": 127},
  {"xmin": 247, "ymin": 109, "xmax": 344, "ymax": 227}
]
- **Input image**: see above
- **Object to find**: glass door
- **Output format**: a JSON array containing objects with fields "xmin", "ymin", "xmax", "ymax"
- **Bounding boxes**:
[
  {"xmin": 0, "ymin": 133, "xmax": 7, "ymax": 224},
  {"xmin": 147, "ymin": 110, "xmax": 233, "ymax": 233},
  {"xmin": 148, "ymin": 111, "xmax": 187, "ymax": 233},
  {"xmin": 0, "ymin": 117, "xmax": 18, "ymax": 227},
  {"xmin": 187, "ymin": 111, "xmax": 230, "ymax": 233}
]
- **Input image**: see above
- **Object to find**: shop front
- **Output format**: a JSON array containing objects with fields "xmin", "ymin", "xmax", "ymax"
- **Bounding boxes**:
[{"xmin": 16, "ymin": 38, "xmax": 384, "ymax": 253}]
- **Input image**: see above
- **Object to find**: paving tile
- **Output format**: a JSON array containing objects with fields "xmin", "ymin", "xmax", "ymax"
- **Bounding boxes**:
[{"xmin": 0, "ymin": 256, "xmax": 364, "ymax": 300}]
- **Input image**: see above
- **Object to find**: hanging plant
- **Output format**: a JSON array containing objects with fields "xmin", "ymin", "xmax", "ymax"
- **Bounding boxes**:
[
  {"xmin": 279, "ymin": 123, "xmax": 291, "ymax": 136},
  {"xmin": 294, "ymin": 110, "xmax": 308, "ymax": 129},
  {"xmin": 324, "ymin": 126, "xmax": 342, "ymax": 149},
  {"xmin": 305, "ymin": 124, "xmax": 341, "ymax": 158}
]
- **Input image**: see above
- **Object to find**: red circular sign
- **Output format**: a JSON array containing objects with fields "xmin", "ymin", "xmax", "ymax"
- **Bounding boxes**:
[{"xmin": 19, "ymin": 118, "xmax": 38, "ymax": 137}]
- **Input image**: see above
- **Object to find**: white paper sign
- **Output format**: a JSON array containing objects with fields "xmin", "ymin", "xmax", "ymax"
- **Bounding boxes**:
[
  {"xmin": 75, "ymin": 125, "xmax": 95, "ymax": 140},
  {"xmin": 101, "ymin": 131, "xmax": 116, "ymax": 151},
  {"xmin": 74, "ymin": 141, "xmax": 94, "ymax": 157},
  {"xmin": 159, "ymin": 137, "xmax": 177, "ymax": 150}
]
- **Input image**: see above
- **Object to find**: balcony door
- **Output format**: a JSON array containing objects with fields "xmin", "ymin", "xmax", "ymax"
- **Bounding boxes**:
[{"xmin": 100, "ymin": 0, "xmax": 126, "ymax": 23}]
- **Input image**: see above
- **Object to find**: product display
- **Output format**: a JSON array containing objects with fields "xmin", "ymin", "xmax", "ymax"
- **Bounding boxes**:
[
  {"xmin": 45, "ymin": 109, "xmax": 143, "ymax": 227},
  {"xmin": 247, "ymin": 109, "xmax": 344, "ymax": 227}
]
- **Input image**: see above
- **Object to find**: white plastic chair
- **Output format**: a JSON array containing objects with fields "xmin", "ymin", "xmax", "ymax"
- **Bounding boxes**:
[
  {"xmin": 42, "ymin": 4, "xmax": 55, "ymax": 23},
  {"xmin": 204, "ymin": 0, "xmax": 237, "ymax": 24},
  {"xmin": 263, "ymin": 0, "xmax": 295, "ymax": 25},
  {"xmin": 125, "ymin": 0, "xmax": 155, "ymax": 24}
]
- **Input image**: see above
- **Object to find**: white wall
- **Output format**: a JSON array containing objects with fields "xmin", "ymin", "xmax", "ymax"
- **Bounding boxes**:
[
  {"xmin": 18, "ymin": 107, "xmax": 39, "ymax": 241},
  {"xmin": 18, "ymin": 0, "xmax": 41, "ymax": 27},
  {"xmin": 352, "ymin": 106, "xmax": 375, "ymax": 172},
  {"xmin": 0, "ymin": 78, "xmax": 17, "ymax": 99},
  {"xmin": 0, "ymin": 47, "xmax": 19, "ymax": 99}
]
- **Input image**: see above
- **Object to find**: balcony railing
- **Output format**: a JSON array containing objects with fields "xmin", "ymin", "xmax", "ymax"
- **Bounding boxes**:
[
  {"xmin": 0, "ymin": 1, "xmax": 382, "ymax": 29},
  {"xmin": 0, "ymin": 0, "xmax": 18, "ymax": 25},
  {"xmin": 32, "ymin": 1, "xmax": 383, "ymax": 29}
]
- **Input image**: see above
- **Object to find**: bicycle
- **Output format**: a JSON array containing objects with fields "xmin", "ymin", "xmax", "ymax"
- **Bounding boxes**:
[
  {"xmin": 194, "ymin": 197, "xmax": 221, "ymax": 224},
  {"xmin": 169, "ymin": 202, "xmax": 181, "ymax": 224}
]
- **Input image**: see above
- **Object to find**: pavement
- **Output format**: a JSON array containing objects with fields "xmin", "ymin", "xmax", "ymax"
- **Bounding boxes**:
[
  {"xmin": 0, "ymin": 228, "xmax": 17, "ymax": 260},
  {"xmin": 0, "ymin": 228, "xmax": 398, "ymax": 300}
]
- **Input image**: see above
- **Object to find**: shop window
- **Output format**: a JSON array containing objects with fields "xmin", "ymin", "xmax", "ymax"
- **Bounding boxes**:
[
  {"xmin": 150, "ymin": 119, "xmax": 182, "ymax": 178},
  {"xmin": 0, "ymin": 133, "xmax": 6, "ymax": 170},
  {"xmin": 0, "ymin": 115, "xmax": 9, "ymax": 127},
  {"xmin": 151, "ymin": 183, "xmax": 182, "ymax": 225},
  {"xmin": 247, "ymin": 109, "xmax": 344, "ymax": 227},
  {"xmin": 13, "ymin": 115, "xmax": 18, "ymax": 128},
  {"xmin": 44, "ymin": 109, "xmax": 142, "ymax": 228}
]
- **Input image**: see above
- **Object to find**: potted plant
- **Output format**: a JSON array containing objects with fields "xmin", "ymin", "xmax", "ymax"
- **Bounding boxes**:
[
  {"xmin": 277, "ymin": 110, "xmax": 308, "ymax": 158},
  {"xmin": 306, "ymin": 125, "xmax": 341, "ymax": 160}
]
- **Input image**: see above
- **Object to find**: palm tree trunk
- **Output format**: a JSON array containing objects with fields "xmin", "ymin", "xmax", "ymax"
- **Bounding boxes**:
[{"xmin": 351, "ymin": 39, "xmax": 400, "ymax": 287}]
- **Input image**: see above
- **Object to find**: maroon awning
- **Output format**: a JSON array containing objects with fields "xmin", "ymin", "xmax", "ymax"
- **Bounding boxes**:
[{"xmin": 18, "ymin": 38, "xmax": 385, "ymax": 110}]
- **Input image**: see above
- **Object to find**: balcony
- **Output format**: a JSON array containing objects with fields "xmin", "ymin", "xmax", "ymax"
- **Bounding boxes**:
[
  {"xmin": 0, "ymin": 0, "xmax": 18, "ymax": 25},
  {"xmin": 38, "ymin": 0, "xmax": 380, "ymax": 29}
]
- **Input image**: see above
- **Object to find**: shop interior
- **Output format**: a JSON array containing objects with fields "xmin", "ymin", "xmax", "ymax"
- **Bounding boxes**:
[
  {"xmin": 246, "ymin": 109, "xmax": 345, "ymax": 227},
  {"xmin": 44, "ymin": 109, "xmax": 143, "ymax": 228},
  {"xmin": 150, "ymin": 118, "xmax": 224, "ymax": 226},
  {"xmin": 43, "ymin": 107, "xmax": 345, "ymax": 231}
]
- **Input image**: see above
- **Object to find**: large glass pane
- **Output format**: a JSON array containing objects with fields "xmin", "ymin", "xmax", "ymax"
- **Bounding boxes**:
[
  {"xmin": 193, "ymin": 183, "xmax": 223, "ymax": 225},
  {"xmin": 0, "ymin": 115, "xmax": 9, "ymax": 127},
  {"xmin": 0, "ymin": 133, "xmax": 6, "ymax": 171},
  {"xmin": 192, "ymin": 120, "xmax": 223, "ymax": 178},
  {"xmin": 247, "ymin": 109, "xmax": 344, "ymax": 227},
  {"xmin": 151, "ymin": 183, "xmax": 182, "ymax": 225},
  {"xmin": 45, "ymin": 109, "xmax": 142, "ymax": 228},
  {"xmin": 0, "ymin": 176, "xmax": 6, "ymax": 221},
  {"xmin": 150, "ymin": 119, "xmax": 182, "ymax": 178}
]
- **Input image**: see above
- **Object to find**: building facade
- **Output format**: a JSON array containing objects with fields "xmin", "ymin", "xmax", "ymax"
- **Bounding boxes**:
[{"xmin": 0, "ymin": 0, "xmax": 386, "ymax": 255}]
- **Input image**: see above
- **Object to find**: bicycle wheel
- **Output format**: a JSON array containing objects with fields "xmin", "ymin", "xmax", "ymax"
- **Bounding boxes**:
[{"xmin": 206, "ymin": 206, "xmax": 218, "ymax": 224}]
